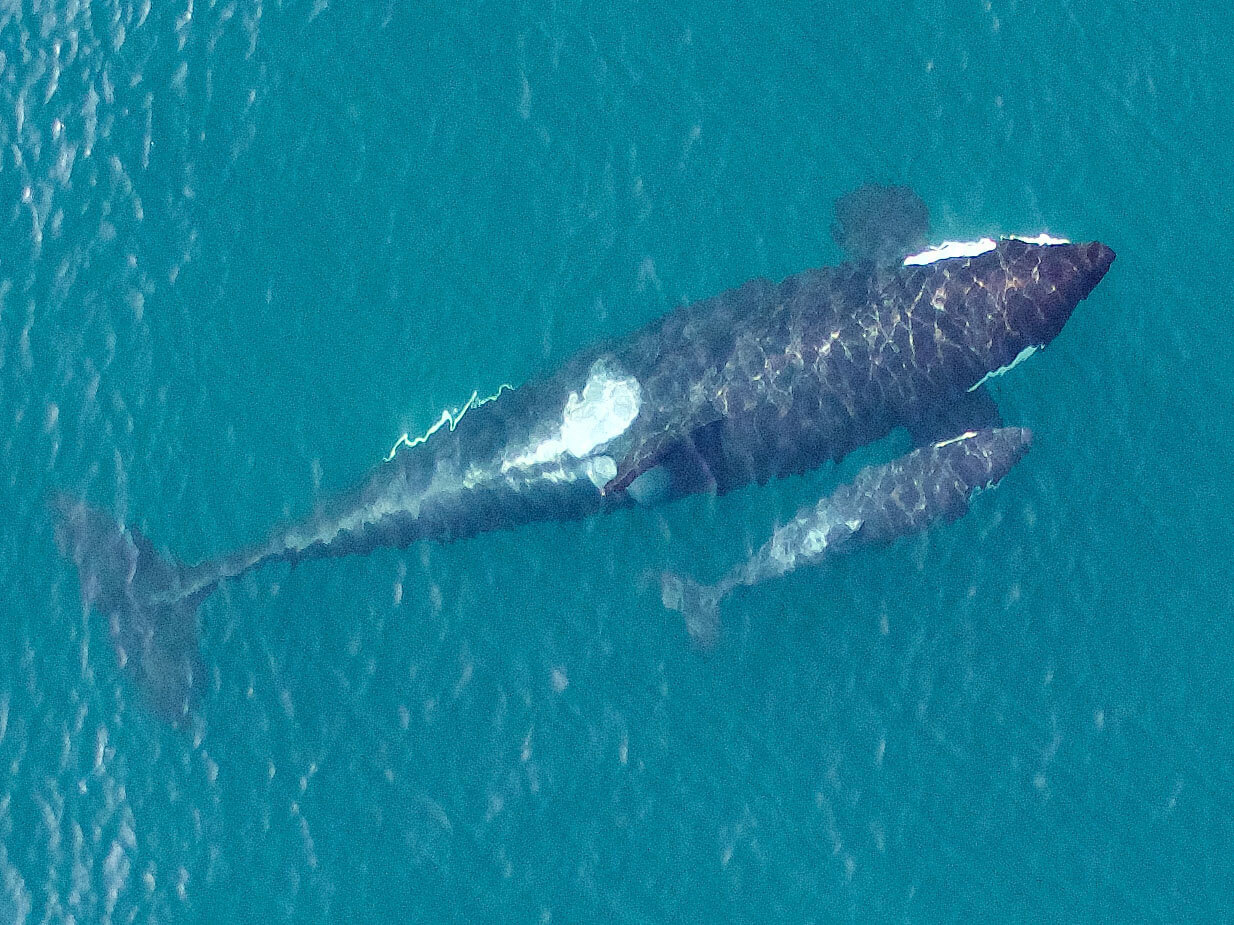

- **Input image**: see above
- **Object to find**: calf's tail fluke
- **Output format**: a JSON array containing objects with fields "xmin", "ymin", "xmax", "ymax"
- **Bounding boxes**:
[
  {"xmin": 661, "ymin": 571, "xmax": 724, "ymax": 650},
  {"xmin": 51, "ymin": 494, "xmax": 211, "ymax": 727}
]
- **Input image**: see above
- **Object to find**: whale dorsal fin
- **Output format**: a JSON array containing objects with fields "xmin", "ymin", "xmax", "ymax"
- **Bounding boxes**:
[{"xmin": 831, "ymin": 184, "xmax": 930, "ymax": 267}]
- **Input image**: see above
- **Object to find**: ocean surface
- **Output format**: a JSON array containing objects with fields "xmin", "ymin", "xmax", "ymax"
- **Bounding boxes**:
[{"xmin": 2, "ymin": 0, "xmax": 1233, "ymax": 921}]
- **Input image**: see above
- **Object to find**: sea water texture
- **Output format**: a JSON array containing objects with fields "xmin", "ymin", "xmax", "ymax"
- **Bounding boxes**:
[{"xmin": 2, "ymin": 0, "xmax": 1232, "ymax": 921}]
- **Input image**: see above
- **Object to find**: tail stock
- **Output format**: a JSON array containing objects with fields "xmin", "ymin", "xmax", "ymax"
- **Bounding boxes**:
[
  {"xmin": 661, "ymin": 571, "xmax": 724, "ymax": 650},
  {"xmin": 51, "ymin": 494, "xmax": 211, "ymax": 727}
]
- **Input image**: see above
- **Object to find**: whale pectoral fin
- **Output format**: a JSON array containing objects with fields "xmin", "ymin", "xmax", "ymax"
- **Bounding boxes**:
[
  {"xmin": 907, "ymin": 385, "xmax": 1003, "ymax": 447},
  {"xmin": 670, "ymin": 425, "xmax": 720, "ymax": 494},
  {"xmin": 603, "ymin": 431, "xmax": 677, "ymax": 496},
  {"xmin": 831, "ymin": 184, "xmax": 931, "ymax": 267},
  {"xmin": 605, "ymin": 412, "xmax": 725, "ymax": 497}
]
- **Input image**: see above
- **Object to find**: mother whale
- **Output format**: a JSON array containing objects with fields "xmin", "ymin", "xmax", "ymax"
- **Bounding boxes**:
[{"xmin": 54, "ymin": 187, "xmax": 1114, "ymax": 724}]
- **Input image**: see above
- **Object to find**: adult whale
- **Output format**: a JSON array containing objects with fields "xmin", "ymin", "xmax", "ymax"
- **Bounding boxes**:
[{"xmin": 53, "ymin": 187, "xmax": 1114, "ymax": 724}]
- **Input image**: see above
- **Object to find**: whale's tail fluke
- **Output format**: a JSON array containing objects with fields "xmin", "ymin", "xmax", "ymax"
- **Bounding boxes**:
[
  {"xmin": 661, "ymin": 571, "xmax": 725, "ymax": 650},
  {"xmin": 51, "ymin": 495, "xmax": 210, "ymax": 727}
]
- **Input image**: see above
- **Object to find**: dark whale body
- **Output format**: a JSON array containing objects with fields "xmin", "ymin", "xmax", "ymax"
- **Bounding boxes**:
[{"xmin": 54, "ymin": 189, "xmax": 1115, "ymax": 725}]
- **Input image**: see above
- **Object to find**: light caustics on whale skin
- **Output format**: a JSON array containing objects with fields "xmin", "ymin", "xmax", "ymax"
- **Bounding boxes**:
[
  {"xmin": 393, "ymin": 235, "xmax": 1077, "ymax": 504},
  {"xmin": 385, "ymin": 234, "xmax": 1075, "ymax": 466},
  {"xmin": 299, "ymin": 356, "xmax": 659, "ymax": 561},
  {"xmin": 375, "ymin": 233, "xmax": 1082, "ymax": 507},
  {"xmin": 314, "ymin": 359, "xmax": 646, "ymax": 555},
  {"xmin": 904, "ymin": 233, "xmax": 1072, "ymax": 393}
]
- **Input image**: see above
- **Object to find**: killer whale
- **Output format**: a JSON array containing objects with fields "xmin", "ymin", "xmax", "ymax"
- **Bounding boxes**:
[
  {"xmin": 53, "ymin": 187, "xmax": 1114, "ymax": 724},
  {"xmin": 662, "ymin": 427, "xmax": 1034, "ymax": 648}
]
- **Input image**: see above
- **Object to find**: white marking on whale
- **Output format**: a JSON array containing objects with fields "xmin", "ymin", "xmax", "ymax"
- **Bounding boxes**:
[
  {"xmin": 1009, "ymin": 232, "xmax": 1071, "ymax": 246},
  {"xmin": 933, "ymin": 430, "xmax": 979, "ymax": 448},
  {"xmin": 503, "ymin": 359, "xmax": 642, "ymax": 471},
  {"xmin": 968, "ymin": 344, "xmax": 1038, "ymax": 391},
  {"xmin": 585, "ymin": 455, "xmax": 618, "ymax": 490}
]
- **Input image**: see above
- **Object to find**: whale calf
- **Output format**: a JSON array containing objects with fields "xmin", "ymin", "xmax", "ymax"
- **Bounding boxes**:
[
  {"xmin": 53, "ymin": 187, "xmax": 1114, "ymax": 724},
  {"xmin": 661, "ymin": 427, "xmax": 1033, "ymax": 648}
]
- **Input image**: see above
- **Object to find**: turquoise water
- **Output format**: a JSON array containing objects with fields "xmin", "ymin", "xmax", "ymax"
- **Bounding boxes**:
[{"xmin": 3, "ymin": 0, "xmax": 1233, "ymax": 920}]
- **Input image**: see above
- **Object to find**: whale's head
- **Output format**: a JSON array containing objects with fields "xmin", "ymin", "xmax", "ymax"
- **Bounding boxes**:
[
  {"xmin": 996, "ymin": 238, "xmax": 1115, "ymax": 347},
  {"xmin": 927, "ymin": 237, "xmax": 1115, "ymax": 388}
]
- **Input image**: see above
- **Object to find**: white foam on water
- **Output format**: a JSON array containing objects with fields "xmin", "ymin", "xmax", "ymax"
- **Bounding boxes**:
[
  {"xmin": 903, "ymin": 232, "xmax": 1072, "ymax": 267},
  {"xmin": 903, "ymin": 238, "xmax": 997, "ymax": 265},
  {"xmin": 1009, "ymin": 232, "xmax": 1071, "ymax": 245}
]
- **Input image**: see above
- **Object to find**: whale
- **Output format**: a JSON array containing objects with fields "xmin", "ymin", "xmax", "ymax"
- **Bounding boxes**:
[
  {"xmin": 52, "ymin": 186, "xmax": 1115, "ymax": 724},
  {"xmin": 662, "ymin": 427, "xmax": 1034, "ymax": 648}
]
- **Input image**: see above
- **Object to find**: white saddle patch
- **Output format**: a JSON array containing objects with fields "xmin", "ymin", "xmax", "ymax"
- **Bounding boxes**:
[{"xmin": 504, "ymin": 359, "xmax": 642, "ymax": 471}]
